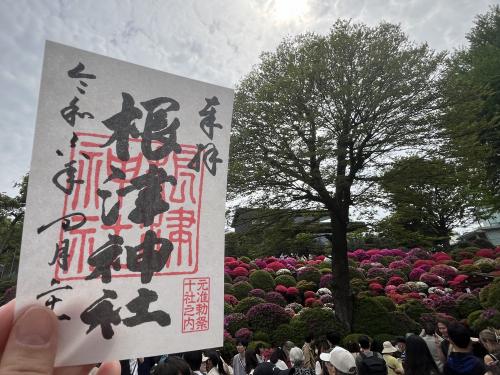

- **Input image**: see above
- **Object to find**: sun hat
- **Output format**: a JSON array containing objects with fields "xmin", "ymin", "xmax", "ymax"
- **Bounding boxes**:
[
  {"xmin": 382, "ymin": 341, "xmax": 399, "ymax": 354},
  {"xmin": 320, "ymin": 347, "xmax": 356, "ymax": 374}
]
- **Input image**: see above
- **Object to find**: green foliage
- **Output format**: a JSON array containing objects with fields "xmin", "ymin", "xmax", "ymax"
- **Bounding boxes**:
[
  {"xmin": 479, "ymin": 277, "xmax": 500, "ymax": 310},
  {"xmin": 224, "ymin": 283, "xmax": 235, "ymax": 295},
  {"xmin": 352, "ymin": 297, "xmax": 392, "ymax": 337},
  {"xmin": 229, "ymin": 18, "xmax": 444, "ymax": 328},
  {"xmin": 253, "ymin": 331, "xmax": 271, "ymax": 343},
  {"xmin": 248, "ymin": 340, "xmax": 271, "ymax": 351},
  {"xmin": 349, "ymin": 267, "xmax": 366, "ymax": 280},
  {"xmin": 233, "ymin": 281, "xmax": 253, "ymax": 300},
  {"xmin": 234, "ymin": 297, "xmax": 266, "ymax": 314},
  {"xmin": 471, "ymin": 309, "xmax": 500, "ymax": 332},
  {"xmin": 387, "ymin": 311, "xmax": 421, "ymax": 336},
  {"xmin": 220, "ymin": 340, "xmax": 237, "ymax": 364},
  {"xmin": 296, "ymin": 280, "xmax": 317, "ymax": 293},
  {"xmin": 350, "ymin": 278, "xmax": 368, "ymax": 295},
  {"xmin": 247, "ymin": 303, "xmax": 291, "ymax": 332},
  {"xmin": 373, "ymin": 296, "xmax": 396, "ymax": 312},
  {"xmin": 297, "ymin": 267, "xmax": 322, "ymax": 285},
  {"xmin": 239, "ymin": 256, "xmax": 251, "ymax": 263},
  {"xmin": 398, "ymin": 299, "xmax": 434, "ymax": 321},
  {"xmin": 467, "ymin": 310, "xmax": 483, "ymax": 326},
  {"xmin": 373, "ymin": 334, "xmax": 397, "ymax": 344},
  {"xmin": 342, "ymin": 333, "xmax": 370, "ymax": 347},
  {"xmin": 271, "ymin": 320, "xmax": 307, "ymax": 347},
  {"xmin": 224, "ymin": 302, "xmax": 234, "ymax": 315},
  {"xmin": 457, "ymin": 294, "xmax": 482, "ymax": 319},
  {"xmin": 297, "ymin": 307, "xmax": 348, "ymax": 337},
  {"xmin": 249, "ymin": 270, "xmax": 276, "ymax": 292},
  {"xmin": 440, "ymin": 5, "xmax": 500, "ymax": 210},
  {"xmin": 379, "ymin": 157, "xmax": 476, "ymax": 247},
  {"xmin": 275, "ymin": 274, "xmax": 297, "ymax": 287}
]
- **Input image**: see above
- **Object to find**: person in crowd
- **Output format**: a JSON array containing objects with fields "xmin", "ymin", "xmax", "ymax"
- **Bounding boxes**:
[
  {"xmin": 402, "ymin": 335, "xmax": 440, "ymax": 375},
  {"xmin": 395, "ymin": 338, "xmax": 407, "ymax": 364},
  {"xmin": 184, "ymin": 350, "xmax": 204, "ymax": 375},
  {"xmin": 443, "ymin": 322, "xmax": 484, "ymax": 375},
  {"xmin": 205, "ymin": 350, "xmax": 228, "ymax": 375},
  {"xmin": 436, "ymin": 319, "xmax": 451, "ymax": 364},
  {"xmin": 121, "ymin": 359, "xmax": 139, "ymax": 375},
  {"xmin": 314, "ymin": 338, "xmax": 332, "ymax": 375},
  {"xmin": 303, "ymin": 333, "xmax": 316, "ymax": 370},
  {"xmin": 479, "ymin": 328, "xmax": 500, "ymax": 375},
  {"xmin": 138, "ymin": 357, "xmax": 158, "ymax": 375},
  {"xmin": 345, "ymin": 341, "xmax": 361, "ymax": 362},
  {"xmin": 270, "ymin": 346, "xmax": 289, "ymax": 371},
  {"xmin": 356, "ymin": 335, "xmax": 387, "ymax": 375},
  {"xmin": 320, "ymin": 346, "xmax": 357, "ymax": 375},
  {"xmin": 420, "ymin": 322, "xmax": 443, "ymax": 371},
  {"xmin": 381, "ymin": 341, "xmax": 404, "ymax": 375},
  {"xmin": 255, "ymin": 343, "xmax": 266, "ymax": 363},
  {"xmin": 289, "ymin": 347, "xmax": 315, "ymax": 375},
  {"xmin": 283, "ymin": 341, "xmax": 296, "ymax": 368},
  {"xmin": 152, "ymin": 356, "xmax": 192, "ymax": 375},
  {"xmin": 246, "ymin": 349, "xmax": 260, "ymax": 375},
  {"xmin": 233, "ymin": 339, "xmax": 249, "ymax": 375},
  {"xmin": 326, "ymin": 331, "xmax": 342, "ymax": 349}
]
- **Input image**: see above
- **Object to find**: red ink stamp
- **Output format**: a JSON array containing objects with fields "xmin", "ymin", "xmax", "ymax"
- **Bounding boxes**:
[{"xmin": 182, "ymin": 277, "xmax": 210, "ymax": 333}]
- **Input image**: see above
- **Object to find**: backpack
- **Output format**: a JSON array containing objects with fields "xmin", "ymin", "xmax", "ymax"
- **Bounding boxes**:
[{"xmin": 360, "ymin": 352, "xmax": 387, "ymax": 375}]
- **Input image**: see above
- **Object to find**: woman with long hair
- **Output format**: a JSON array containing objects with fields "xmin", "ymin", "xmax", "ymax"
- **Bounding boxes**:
[
  {"xmin": 245, "ymin": 349, "xmax": 259, "ymax": 375},
  {"xmin": 479, "ymin": 328, "xmax": 500, "ymax": 375},
  {"xmin": 404, "ymin": 335, "xmax": 441, "ymax": 375}
]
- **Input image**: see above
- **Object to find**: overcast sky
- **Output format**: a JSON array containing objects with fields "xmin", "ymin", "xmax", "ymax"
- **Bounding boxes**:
[{"xmin": 0, "ymin": 0, "xmax": 497, "ymax": 196}]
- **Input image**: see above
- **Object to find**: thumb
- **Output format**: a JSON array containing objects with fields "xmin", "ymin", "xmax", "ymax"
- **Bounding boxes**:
[{"xmin": 0, "ymin": 305, "xmax": 58, "ymax": 374}]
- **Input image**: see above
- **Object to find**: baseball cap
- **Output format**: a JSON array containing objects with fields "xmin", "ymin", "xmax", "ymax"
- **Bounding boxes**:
[{"xmin": 320, "ymin": 347, "xmax": 356, "ymax": 374}]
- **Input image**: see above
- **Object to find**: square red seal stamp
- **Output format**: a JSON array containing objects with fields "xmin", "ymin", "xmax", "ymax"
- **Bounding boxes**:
[{"xmin": 53, "ymin": 132, "xmax": 205, "ymax": 281}]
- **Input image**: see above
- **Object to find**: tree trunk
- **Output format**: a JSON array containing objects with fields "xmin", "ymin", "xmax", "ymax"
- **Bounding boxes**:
[{"xmin": 329, "ymin": 210, "xmax": 353, "ymax": 331}]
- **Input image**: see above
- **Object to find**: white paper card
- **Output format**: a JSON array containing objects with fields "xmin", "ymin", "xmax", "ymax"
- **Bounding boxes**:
[{"xmin": 16, "ymin": 41, "xmax": 233, "ymax": 366}]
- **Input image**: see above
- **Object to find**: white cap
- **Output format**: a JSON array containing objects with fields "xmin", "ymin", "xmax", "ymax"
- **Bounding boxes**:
[{"xmin": 320, "ymin": 347, "xmax": 356, "ymax": 374}]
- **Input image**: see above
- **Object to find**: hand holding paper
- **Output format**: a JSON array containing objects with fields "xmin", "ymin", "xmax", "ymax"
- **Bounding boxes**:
[{"xmin": 0, "ymin": 300, "xmax": 120, "ymax": 374}]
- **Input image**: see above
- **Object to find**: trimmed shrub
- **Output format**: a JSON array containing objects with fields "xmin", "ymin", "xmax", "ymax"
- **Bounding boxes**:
[
  {"xmin": 225, "ymin": 313, "xmax": 249, "ymax": 335},
  {"xmin": 297, "ymin": 267, "xmax": 322, "ymax": 285},
  {"xmin": 373, "ymin": 333, "xmax": 396, "ymax": 344},
  {"xmin": 253, "ymin": 331, "xmax": 271, "ymax": 343},
  {"xmin": 247, "ymin": 303, "xmax": 291, "ymax": 332},
  {"xmin": 297, "ymin": 307, "xmax": 348, "ymax": 338},
  {"xmin": 224, "ymin": 302, "xmax": 234, "ymax": 314},
  {"xmin": 232, "ymin": 266, "xmax": 250, "ymax": 278},
  {"xmin": 249, "ymin": 288, "xmax": 266, "ymax": 299},
  {"xmin": 225, "ymin": 283, "xmax": 235, "ymax": 295},
  {"xmin": 233, "ymin": 276, "xmax": 250, "ymax": 283},
  {"xmin": 296, "ymin": 280, "xmax": 317, "ymax": 293},
  {"xmin": 271, "ymin": 320, "xmax": 307, "ymax": 347},
  {"xmin": 474, "ymin": 258, "xmax": 496, "ymax": 273},
  {"xmin": 352, "ymin": 297, "xmax": 392, "ymax": 337},
  {"xmin": 275, "ymin": 275, "xmax": 297, "ymax": 287},
  {"xmin": 233, "ymin": 281, "xmax": 253, "ymax": 300},
  {"xmin": 387, "ymin": 311, "xmax": 420, "ymax": 336},
  {"xmin": 342, "ymin": 333, "xmax": 370, "ymax": 347},
  {"xmin": 234, "ymin": 297, "xmax": 266, "ymax": 314},
  {"xmin": 224, "ymin": 273, "xmax": 232, "ymax": 283},
  {"xmin": 398, "ymin": 299, "xmax": 434, "ymax": 321},
  {"xmin": 249, "ymin": 270, "xmax": 276, "ymax": 292},
  {"xmin": 319, "ymin": 274, "xmax": 333, "ymax": 289},
  {"xmin": 221, "ymin": 339, "xmax": 237, "ymax": 364},
  {"xmin": 456, "ymin": 294, "xmax": 482, "ymax": 319},
  {"xmin": 265, "ymin": 291, "xmax": 287, "ymax": 307},
  {"xmin": 350, "ymin": 278, "xmax": 368, "ymax": 295},
  {"xmin": 239, "ymin": 256, "xmax": 251, "ymax": 263},
  {"xmin": 479, "ymin": 278, "xmax": 500, "ymax": 310},
  {"xmin": 225, "ymin": 294, "xmax": 239, "ymax": 306},
  {"xmin": 467, "ymin": 310, "xmax": 483, "ymax": 327},
  {"xmin": 248, "ymin": 340, "xmax": 271, "ymax": 351},
  {"xmin": 235, "ymin": 327, "xmax": 253, "ymax": 341},
  {"xmin": 373, "ymin": 296, "xmax": 396, "ymax": 312},
  {"xmin": 471, "ymin": 308, "xmax": 500, "ymax": 332}
]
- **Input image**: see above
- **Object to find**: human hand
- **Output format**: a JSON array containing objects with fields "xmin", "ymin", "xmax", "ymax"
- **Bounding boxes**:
[{"xmin": 0, "ymin": 299, "xmax": 120, "ymax": 375}]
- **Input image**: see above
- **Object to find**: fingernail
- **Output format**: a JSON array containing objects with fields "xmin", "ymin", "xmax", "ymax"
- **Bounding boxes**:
[{"xmin": 15, "ymin": 306, "xmax": 55, "ymax": 346}]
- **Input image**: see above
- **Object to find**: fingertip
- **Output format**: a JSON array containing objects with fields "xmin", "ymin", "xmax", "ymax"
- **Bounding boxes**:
[{"xmin": 96, "ymin": 360, "xmax": 121, "ymax": 375}]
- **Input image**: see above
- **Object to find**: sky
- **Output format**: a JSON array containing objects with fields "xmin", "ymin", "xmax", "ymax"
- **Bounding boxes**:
[{"xmin": 0, "ymin": 0, "xmax": 498, "ymax": 197}]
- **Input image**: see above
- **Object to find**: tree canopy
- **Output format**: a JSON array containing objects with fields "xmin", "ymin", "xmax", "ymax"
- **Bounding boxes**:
[{"xmin": 229, "ymin": 20, "xmax": 444, "ymax": 328}]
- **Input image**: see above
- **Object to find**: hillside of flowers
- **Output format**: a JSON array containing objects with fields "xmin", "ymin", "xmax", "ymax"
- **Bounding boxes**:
[{"xmin": 222, "ymin": 246, "xmax": 500, "ymax": 355}]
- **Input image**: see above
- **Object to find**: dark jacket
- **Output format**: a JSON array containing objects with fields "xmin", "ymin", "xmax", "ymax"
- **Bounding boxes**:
[{"xmin": 443, "ymin": 352, "xmax": 485, "ymax": 375}]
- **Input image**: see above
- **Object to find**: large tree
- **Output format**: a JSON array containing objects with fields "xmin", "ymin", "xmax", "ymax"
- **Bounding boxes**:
[
  {"xmin": 440, "ymin": 6, "xmax": 500, "ymax": 211},
  {"xmin": 379, "ymin": 156, "xmax": 477, "ymax": 248},
  {"xmin": 229, "ymin": 21, "xmax": 444, "ymax": 329}
]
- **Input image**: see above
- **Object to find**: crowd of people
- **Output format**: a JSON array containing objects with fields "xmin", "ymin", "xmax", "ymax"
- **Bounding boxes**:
[{"xmin": 115, "ymin": 322, "xmax": 499, "ymax": 375}]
